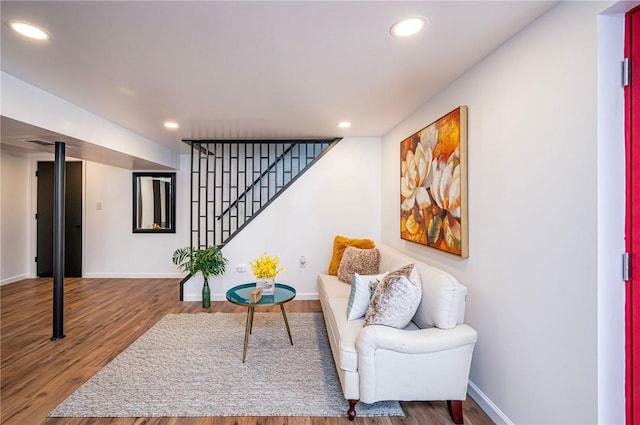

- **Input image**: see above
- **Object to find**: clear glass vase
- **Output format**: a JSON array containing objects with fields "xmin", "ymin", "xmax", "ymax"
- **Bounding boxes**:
[{"xmin": 256, "ymin": 277, "xmax": 275, "ymax": 295}]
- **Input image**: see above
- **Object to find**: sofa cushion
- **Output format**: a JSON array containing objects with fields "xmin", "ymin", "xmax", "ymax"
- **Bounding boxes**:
[
  {"xmin": 411, "ymin": 263, "xmax": 467, "ymax": 330},
  {"xmin": 337, "ymin": 247, "xmax": 380, "ymax": 283},
  {"xmin": 327, "ymin": 235, "xmax": 375, "ymax": 275},
  {"xmin": 326, "ymin": 296, "xmax": 362, "ymax": 373},
  {"xmin": 375, "ymin": 243, "xmax": 467, "ymax": 329},
  {"xmin": 318, "ymin": 273, "xmax": 352, "ymax": 300},
  {"xmin": 347, "ymin": 272, "xmax": 388, "ymax": 320},
  {"xmin": 364, "ymin": 264, "xmax": 422, "ymax": 328}
]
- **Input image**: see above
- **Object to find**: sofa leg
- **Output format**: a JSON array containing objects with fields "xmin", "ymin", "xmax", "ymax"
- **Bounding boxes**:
[
  {"xmin": 347, "ymin": 399, "xmax": 358, "ymax": 421},
  {"xmin": 447, "ymin": 400, "xmax": 463, "ymax": 424}
]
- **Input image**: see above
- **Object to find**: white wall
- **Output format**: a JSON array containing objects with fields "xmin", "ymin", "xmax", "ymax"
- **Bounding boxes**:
[
  {"xmin": 1, "ymin": 150, "xmax": 31, "ymax": 284},
  {"xmin": 381, "ymin": 2, "xmax": 613, "ymax": 424},
  {"xmin": 182, "ymin": 137, "xmax": 382, "ymax": 300},
  {"xmin": 84, "ymin": 160, "xmax": 186, "ymax": 277},
  {"xmin": 88, "ymin": 136, "xmax": 382, "ymax": 289}
]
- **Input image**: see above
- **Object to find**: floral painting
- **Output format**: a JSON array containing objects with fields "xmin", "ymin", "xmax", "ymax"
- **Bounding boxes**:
[{"xmin": 400, "ymin": 106, "xmax": 468, "ymax": 257}]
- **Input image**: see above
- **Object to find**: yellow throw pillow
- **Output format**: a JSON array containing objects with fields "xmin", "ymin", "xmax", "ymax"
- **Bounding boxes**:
[{"xmin": 327, "ymin": 235, "xmax": 375, "ymax": 275}]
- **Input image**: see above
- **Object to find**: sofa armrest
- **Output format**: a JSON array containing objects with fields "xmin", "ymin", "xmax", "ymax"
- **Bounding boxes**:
[
  {"xmin": 357, "ymin": 324, "xmax": 477, "ymax": 356},
  {"xmin": 356, "ymin": 324, "xmax": 478, "ymax": 403}
]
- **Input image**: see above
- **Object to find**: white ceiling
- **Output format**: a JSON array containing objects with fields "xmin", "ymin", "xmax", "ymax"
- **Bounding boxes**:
[{"xmin": 1, "ymin": 1, "xmax": 556, "ymax": 159}]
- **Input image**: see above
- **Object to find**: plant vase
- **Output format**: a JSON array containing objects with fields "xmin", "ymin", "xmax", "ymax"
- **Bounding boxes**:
[
  {"xmin": 202, "ymin": 280, "xmax": 211, "ymax": 308},
  {"xmin": 256, "ymin": 277, "xmax": 275, "ymax": 295}
]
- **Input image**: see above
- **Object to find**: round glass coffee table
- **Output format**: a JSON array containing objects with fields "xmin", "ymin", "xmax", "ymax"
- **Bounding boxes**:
[{"xmin": 226, "ymin": 282, "xmax": 296, "ymax": 363}]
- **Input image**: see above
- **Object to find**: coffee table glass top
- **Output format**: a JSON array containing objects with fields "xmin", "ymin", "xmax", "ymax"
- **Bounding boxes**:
[{"xmin": 226, "ymin": 283, "xmax": 296, "ymax": 306}]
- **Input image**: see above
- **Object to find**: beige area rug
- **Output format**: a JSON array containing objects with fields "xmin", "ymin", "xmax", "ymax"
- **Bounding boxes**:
[{"xmin": 49, "ymin": 312, "xmax": 404, "ymax": 418}]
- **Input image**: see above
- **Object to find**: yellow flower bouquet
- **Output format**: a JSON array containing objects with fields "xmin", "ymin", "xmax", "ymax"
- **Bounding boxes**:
[
  {"xmin": 250, "ymin": 253, "xmax": 284, "ymax": 295},
  {"xmin": 250, "ymin": 253, "xmax": 284, "ymax": 278}
]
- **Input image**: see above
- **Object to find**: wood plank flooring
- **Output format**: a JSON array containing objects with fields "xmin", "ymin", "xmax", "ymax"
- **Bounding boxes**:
[{"xmin": 1, "ymin": 278, "xmax": 493, "ymax": 425}]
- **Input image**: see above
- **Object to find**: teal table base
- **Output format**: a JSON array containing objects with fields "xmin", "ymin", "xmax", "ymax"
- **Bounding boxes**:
[{"xmin": 226, "ymin": 283, "xmax": 296, "ymax": 363}]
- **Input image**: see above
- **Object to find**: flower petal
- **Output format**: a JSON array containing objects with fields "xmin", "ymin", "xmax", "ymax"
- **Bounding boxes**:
[
  {"xmin": 415, "ymin": 186, "xmax": 431, "ymax": 209},
  {"xmin": 444, "ymin": 213, "xmax": 462, "ymax": 252},
  {"xmin": 447, "ymin": 164, "xmax": 461, "ymax": 212},
  {"xmin": 415, "ymin": 144, "xmax": 428, "ymax": 186},
  {"xmin": 438, "ymin": 161, "xmax": 454, "ymax": 210},
  {"xmin": 421, "ymin": 124, "xmax": 438, "ymax": 149},
  {"xmin": 401, "ymin": 192, "xmax": 416, "ymax": 211},
  {"xmin": 430, "ymin": 158, "xmax": 444, "ymax": 208},
  {"xmin": 401, "ymin": 175, "xmax": 415, "ymax": 198}
]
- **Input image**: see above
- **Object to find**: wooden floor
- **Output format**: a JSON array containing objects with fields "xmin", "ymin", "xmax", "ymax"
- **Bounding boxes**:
[{"xmin": 1, "ymin": 277, "xmax": 493, "ymax": 425}]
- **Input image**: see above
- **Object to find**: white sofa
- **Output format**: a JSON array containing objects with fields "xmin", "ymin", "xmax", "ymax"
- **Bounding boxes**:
[{"xmin": 317, "ymin": 242, "xmax": 477, "ymax": 423}]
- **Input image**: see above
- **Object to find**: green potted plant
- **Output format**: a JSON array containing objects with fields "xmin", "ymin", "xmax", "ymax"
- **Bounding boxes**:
[{"xmin": 172, "ymin": 245, "xmax": 228, "ymax": 308}]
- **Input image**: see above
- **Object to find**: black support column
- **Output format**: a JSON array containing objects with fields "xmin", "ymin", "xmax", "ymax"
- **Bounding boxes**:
[{"xmin": 51, "ymin": 141, "xmax": 66, "ymax": 341}]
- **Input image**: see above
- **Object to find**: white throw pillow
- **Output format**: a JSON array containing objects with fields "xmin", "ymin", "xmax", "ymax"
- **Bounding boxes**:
[
  {"xmin": 364, "ymin": 264, "xmax": 422, "ymax": 328},
  {"xmin": 346, "ymin": 272, "xmax": 388, "ymax": 321}
]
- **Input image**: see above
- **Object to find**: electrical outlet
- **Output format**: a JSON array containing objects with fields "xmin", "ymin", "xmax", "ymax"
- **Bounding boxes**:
[{"xmin": 236, "ymin": 264, "xmax": 248, "ymax": 273}]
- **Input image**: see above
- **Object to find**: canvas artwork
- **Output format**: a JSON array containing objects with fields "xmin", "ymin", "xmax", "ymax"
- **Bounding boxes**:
[{"xmin": 400, "ymin": 106, "xmax": 468, "ymax": 257}]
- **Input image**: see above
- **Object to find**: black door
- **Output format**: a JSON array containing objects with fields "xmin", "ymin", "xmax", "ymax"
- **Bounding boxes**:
[{"xmin": 36, "ymin": 161, "xmax": 82, "ymax": 277}]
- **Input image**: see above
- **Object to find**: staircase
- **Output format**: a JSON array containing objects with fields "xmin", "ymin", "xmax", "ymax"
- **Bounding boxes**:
[{"xmin": 183, "ymin": 139, "xmax": 341, "ymax": 249}]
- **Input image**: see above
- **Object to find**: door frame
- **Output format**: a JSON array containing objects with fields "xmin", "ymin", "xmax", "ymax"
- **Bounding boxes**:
[
  {"xmin": 29, "ymin": 155, "xmax": 86, "ymax": 278},
  {"xmin": 625, "ymin": 6, "xmax": 640, "ymax": 425}
]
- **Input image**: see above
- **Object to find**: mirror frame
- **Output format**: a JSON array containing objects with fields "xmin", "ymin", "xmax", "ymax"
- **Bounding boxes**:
[{"xmin": 132, "ymin": 172, "xmax": 176, "ymax": 233}]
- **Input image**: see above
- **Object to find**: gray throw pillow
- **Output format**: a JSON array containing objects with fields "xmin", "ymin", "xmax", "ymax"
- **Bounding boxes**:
[
  {"xmin": 364, "ymin": 264, "xmax": 422, "ymax": 328},
  {"xmin": 337, "ymin": 247, "xmax": 380, "ymax": 284}
]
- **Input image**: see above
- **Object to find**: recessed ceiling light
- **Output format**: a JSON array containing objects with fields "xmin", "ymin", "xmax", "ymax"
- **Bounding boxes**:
[
  {"xmin": 117, "ymin": 87, "xmax": 136, "ymax": 97},
  {"xmin": 164, "ymin": 121, "xmax": 179, "ymax": 129},
  {"xmin": 25, "ymin": 139, "xmax": 54, "ymax": 147},
  {"xmin": 338, "ymin": 121, "xmax": 352, "ymax": 128},
  {"xmin": 8, "ymin": 21, "xmax": 49, "ymax": 40},
  {"xmin": 390, "ymin": 17, "xmax": 427, "ymax": 37}
]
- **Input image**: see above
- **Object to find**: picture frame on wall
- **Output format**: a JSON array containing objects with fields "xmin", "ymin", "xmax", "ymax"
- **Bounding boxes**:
[{"xmin": 400, "ymin": 106, "xmax": 468, "ymax": 258}]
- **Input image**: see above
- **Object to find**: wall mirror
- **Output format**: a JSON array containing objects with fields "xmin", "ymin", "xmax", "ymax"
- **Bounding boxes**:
[{"xmin": 132, "ymin": 172, "xmax": 176, "ymax": 233}]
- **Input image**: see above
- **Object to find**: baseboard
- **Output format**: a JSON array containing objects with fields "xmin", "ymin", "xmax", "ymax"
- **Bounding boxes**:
[
  {"xmin": 0, "ymin": 274, "xmax": 32, "ymax": 286},
  {"xmin": 468, "ymin": 380, "xmax": 513, "ymax": 425},
  {"xmin": 2, "ymin": 273, "xmax": 184, "ymax": 282},
  {"xmin": 82, "ymin": 273, "xmax": 184, "ymax": 278},
  {"xmin": 183, "ymin": 292, "xmax": 320, "ymax": 302}
]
